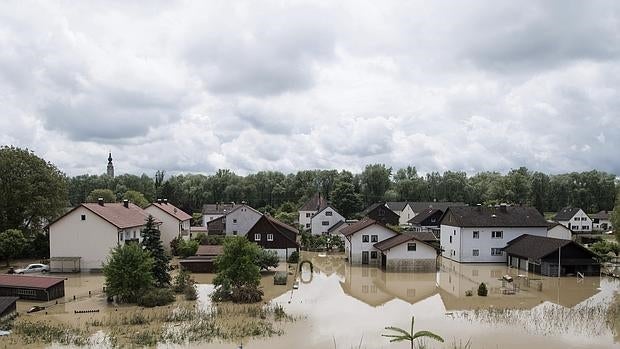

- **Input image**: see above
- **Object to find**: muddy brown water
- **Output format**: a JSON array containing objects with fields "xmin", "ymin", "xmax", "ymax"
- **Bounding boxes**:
[{"xmin": 3, "ymin": 252, "xmax": 619, "ymax": 348}]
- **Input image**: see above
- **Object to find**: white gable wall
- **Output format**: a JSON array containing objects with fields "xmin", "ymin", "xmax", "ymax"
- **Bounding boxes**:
[
  {"xmin": 547, "ymin": 225, "xmax": 572, "ymax": 240},
  {"xmin": 144, "ymin": 206, "xmax": 190, "ymax": 251},
  {"xmin": 557, "ymin": 209, "xmax": 592, "ymax": 232},
  {"xmin": 225, "ymin": 206, "xmax": 262, "ymax": 236},
  {"xmin": 310, "ymin": 207, "xmax": 345, "ymax": 235},
  {"xmin": 299, "ymin": 210, "xmax": 315, "ymax": 231},
  {"xmin": 345, "ymin": 225, "xmax": 398, "ymax": 265},
  {"xmin": 399, "ymin": 204, "xmax": 415, "ymax": 226}
]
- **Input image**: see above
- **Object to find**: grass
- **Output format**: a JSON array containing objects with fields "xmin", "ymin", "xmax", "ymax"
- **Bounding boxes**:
[{"xmin": 14, "ymin": 321, "xmax": 88, "ymax": 346}]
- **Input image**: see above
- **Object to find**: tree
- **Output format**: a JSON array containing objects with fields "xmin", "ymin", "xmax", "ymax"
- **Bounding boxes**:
[
  {"xmin": 274, "ymin": 211, "xmax": 297, "ymax": 226},
  {"xmin": 123, "ymin": 190, "xmax": 149, "ymax": 208},
  {"xmin": 383, "ymin": 315, "xmax": 444, "ymax": 349},
  {"xmin": 0, "ymin": 146, "xmax": 68, "ymax": 234},
  {"xmin": 0, "ymin": 229, "xmax": 27, "ymax": 266},
  {"xmin": 177, "ymin": 239, "xmax": 199, "ymax": 258},
  {"xmin": 140, "ymin": 215, "xmax": 171, "ymax": 287},
  {"xmin": 103, "ymin": 243, "xmax": 154, "ymax": 303},
  {"xmin": 86, "ymin": 189, "xmax": 116, "ymax": 203},
  {"xmin": 331, "ymin": 180, "xmax": 363, "ymax": 219},
  {"xmin": 255, "ymin": 249, "xmax": 279, "ymax": 271},
  {"xmin": 360, "ymin": 164, "xmax": 392, "ymax": 205},
  {"xmin": 212, "ymin": 237, "xmax": 262, "ymax": 303}
]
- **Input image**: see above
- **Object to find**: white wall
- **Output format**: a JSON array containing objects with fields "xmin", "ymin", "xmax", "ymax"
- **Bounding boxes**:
[
  {"xmin": 144, "ymin": 206, "xmax": 189, "ymax": 251},
  {"xmin": 298, "ymin": 210, "xmax": 315, "ymax": 231},
  {"xmin": 225, "ymin": 206, "xmax": 262, "ymax": 236},
  {"xmin": 558, "ymin": 209, "xmax": 592, "ymax": 232},
  {"xmin": 399, "ymin": 204, "xmax": 415, "ymax": 226},
  {"xmin": 441, "ymin": 225, "xmax": 547, "ymax": 263},
  {"xmin": 385, "ymin": 240, "xmax": 437, "ymax": 260},
  {"xmin": 593, "ymin": 218, "xmax": 612, "ymax": 231},
  {"xmin": 310, "ymin": 206, "xmax": 345, "ymax": 235},
  {"xmin": 547, "ymin": 225, "xmax": 572, "ymax": 240},
  {"xmin": 346, "ymin": 225, "xmax": 398, "ymax": 265},
  {"xmin": 49, "ymin": 207, "xmax": 121, "ymax": 271},
  {"xmin": 203, "ymin": 214, "xmax": 224, "ymax": 227}
]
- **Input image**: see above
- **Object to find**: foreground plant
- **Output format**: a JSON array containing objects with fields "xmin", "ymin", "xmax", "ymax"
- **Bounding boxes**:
[{"xmin": 382, "ymin": 316, "xmax": 443, "ymax": 349}]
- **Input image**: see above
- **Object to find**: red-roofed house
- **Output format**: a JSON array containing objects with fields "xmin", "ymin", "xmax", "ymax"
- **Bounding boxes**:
[
  {"xmin": 145, "ymin": 199, "xmax": 192, "ymax": 249},
  {"xmin": 48, "ymin": 199, "xmax": 156, "ymax": 272}
]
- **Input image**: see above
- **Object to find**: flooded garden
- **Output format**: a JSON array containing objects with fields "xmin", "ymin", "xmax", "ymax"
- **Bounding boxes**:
[{"xmin": 1, "ymin": 252, "xmax": 619, "ymax": 348}]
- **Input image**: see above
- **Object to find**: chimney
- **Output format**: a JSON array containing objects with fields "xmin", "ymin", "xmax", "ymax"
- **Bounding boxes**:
[
  {"xmin": 500, "ymin": 203, "xmax": 507, "ymax": 213},
  {"xmin": 163, "ymin": 199, "xmax": 168, "ymax": 205},
  {"xmin": 97, "ymin": 198, "xmax": 104, "ymax": 206},
  {"xmin": 476, "ymin": 204, "xmax": 482, "ymax": 212},
  {"xmin": 123, "ymin": 199, "xmax": 129, "ymax": 208},
  {"xmin": 157, "ymin": 198, "xmax": 162, "ymax": 204}
]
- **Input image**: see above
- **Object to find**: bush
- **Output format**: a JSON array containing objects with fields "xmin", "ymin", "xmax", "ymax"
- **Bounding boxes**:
[
  {"xmin": 465, "ymin": 290, "xmax": 473, "ymax": 297},
  {"xmin": 193, "ymin": 232, "xmax": 207, "ymax": 244},
  {"xmin": 137, "ymin": 288, "xmax": 175, "ymax": 307},
  {"xmin": 230, "ymin": 285, "xmax": 264, "ymax": 304},
  {"xmin": 203, "ymin": 235, "xmax": 225, "ymax": 245},
  {"xmin": 170, "ymin": 236, "xmax": 182, "ymax": 256},
  {"xmin": 177, "ymin": 239, "xmax": 199, "ymax": 258},
  {"xmin": 477, "ymin": 282, "xmax": 488, "ymax": 297},
  {"xmin": 287, "ymin": 251, "xmax": 299, "ymax": 264},
  {"xmin": 274, "ymin": 271, "xmax": 288, "ymax": 285},
  {"xmin": 173, "ymin": 269, "xmax": 191, "ymax": 293},
  {"xmin": 184, "ymin": 284, "xmax": 198, "ymax": 301},
  {"xmin": 255, "ymin": 249, "xmax": 279, "ymax": 271}
]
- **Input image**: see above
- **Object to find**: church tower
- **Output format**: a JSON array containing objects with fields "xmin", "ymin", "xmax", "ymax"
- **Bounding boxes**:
[{"xmin": 106, "ymin": 152, "xmax": 115, "ymax": 177}]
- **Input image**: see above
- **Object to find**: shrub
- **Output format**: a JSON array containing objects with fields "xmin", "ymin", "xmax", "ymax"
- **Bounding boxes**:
[
  {"xmin": 103, "ymin": 243, "xmax": 154, "ymax": 303},
  {"xmin": 287, "ymin": 251, "xmax": 299, "ymax": 264},
  {"xmin": 477, "ymin": 282, "xmax": 488, "ymax": 297},
  {"xmin": 170, "ymin": 236, "xmax": 182, "ymax": 256},
  {"xmin": 138, "ymin": 288, "xmax": 175, "ymax": 307},
  {"xmin": 178, "ymin": 239, "xmax": 199, "ymax": 258},
  {"xmin": 465, "ymin": 290, "xmax": 473, "ymax": 297},
  {"xmin": 230, "ymin": 285, "xmax": 264, "ymax": 304},
  {"xmin": 203, "ymin": 235, "xmax": 225, "ymax": 245},
  {"xmin": 173, "ymin": 269, "xmax": 192, "ymax": 293},
  {"xmin": 193, "ymin": 232, "xmax": 207, "ymax": 244},
  {"xmin": 184, "ymin": 284, "xmax": 198, "ymax": 301},
  {"xmin": 255, "ymin": 249, "xmax": 279, "ymax": 271},
  {"xmin": 274, "ymin": 271, "xmax": 288, "ymax": 285}
]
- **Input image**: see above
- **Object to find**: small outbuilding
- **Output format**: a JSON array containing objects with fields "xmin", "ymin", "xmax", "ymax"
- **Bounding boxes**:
[
  {"xmin": 503, "ymin": 234, "xmax": 600, "ymax": 276},
  {"xmin": 179, "ymin": 245, "xmax": 224, "ymax": 273},
  {"xmin": 0, "ymin": 275, "xmax": 65, "ymax": 301},
  {"xmin": 373, "ymin": 233, "xmax": 439, "ymax": 272},
  {"xmin": 0, "ymin": 297, "xmax": 18, "ymax": 320}
]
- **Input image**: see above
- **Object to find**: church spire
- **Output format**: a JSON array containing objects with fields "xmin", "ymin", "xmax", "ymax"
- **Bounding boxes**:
[{"xmin": 106, "ymin": 152, "xmax": 115, "ymax": 177}]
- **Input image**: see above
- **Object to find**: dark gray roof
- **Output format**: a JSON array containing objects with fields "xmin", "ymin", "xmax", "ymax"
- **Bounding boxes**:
[
  {"xmin": 590, "ymin": 210, "xmax": 610, "ymax": 220},
  {"xmin": 202, "ymin": 203, "xmax": 237, "ymax": 215},
  {"xmin": 503, "ymin": 234, "xmax": 596, "ymax": 260},
  {"xmin": 440, "ymin": 206, "xmax": 547, "ymax": 228},
  {"xmin": 554, "ymin": 207, "xmax": 582, "ymax": 221},
  {"xmin": 385, "ymin": 202, "xmax": 408, "ymax": 212},
  {"xmin": 361, "ymin": 202, "xmax": 387, "ymax": 216},
  {"xmin": 327, "ymin": 220, "xmax": 346, "ymax": 233},
  {"xmin": 408, "ymin": 230, "xmax": 438, "ymax": 242},
  {"xmin": 373, "ymin": 232, "xmax": 436, "ymax": 252},
  {"xmin": 0, "ymin": 297, "xmax": 18, "ymax": 315},
  {"xmin": 300, "ymin": 193, "xmax": 328, "ymax": 212},
  {"xmin": 408, "ymin": 208, "xmax": 442, "ymax": 225},
  {"xmin": 408, "ymin": 202, "xmax": 466, "ymax": 213}
]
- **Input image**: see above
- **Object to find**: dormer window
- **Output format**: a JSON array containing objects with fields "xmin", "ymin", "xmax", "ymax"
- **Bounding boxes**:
[{"xmin": 326, "ymin": 211, "xmax": 333, "ymax": 216}]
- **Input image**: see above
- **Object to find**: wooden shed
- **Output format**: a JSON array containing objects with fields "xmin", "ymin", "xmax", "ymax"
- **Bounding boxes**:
[
  {"xmin": 0, "ymin": 275, "xmax": 65, "ymax": 301},
  {"xmin": 179, "ymin": 245, "xmax": 224, "ymax": 273},
  {"xmin": 0, "ymin": 297, "xmax": 18, "ymax": 320}
]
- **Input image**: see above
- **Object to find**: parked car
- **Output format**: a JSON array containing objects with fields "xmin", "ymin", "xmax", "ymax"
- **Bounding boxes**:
[{"xmin": 14, "ymin": 263, "xmax": 49, "ymax": 274}]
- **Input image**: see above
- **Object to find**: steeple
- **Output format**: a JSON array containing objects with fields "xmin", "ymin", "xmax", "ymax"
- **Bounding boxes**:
[{"xmin": 106, "ymin": 152, "xmax": 114, "ymax": 177}]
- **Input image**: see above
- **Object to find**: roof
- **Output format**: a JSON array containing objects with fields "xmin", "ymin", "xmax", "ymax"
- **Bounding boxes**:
[
  {"xmin": 340, "ymin": 218, "xmax": 397, "ymax": 237},
  {"xmin": 590, "ymin": 210, "xmax": 610, "ymax": 220},
  {"xmin": 503, "ymin": 234, "xmax": 596, "ymax": 260},
  {"xmin": 327, "ymin": 220, "xmax": 347, "ymax": 233},
  {"xmin": 0, "ymin": 275, "xmax": 65, "ymax": 290},
  {"xmin": 50, "ymin": 203, "xmax": 154, "ymax": 230},
  {"xmin": 408, "ymin": 202, "xmax": 467, "ymax": 213},
  {"xmin": 223, "ymin": 204, "xmax": 262, "ymax": 217},
  {"xmin": 373, "ymin": 233, "xmax": 429, "ymax": 251},
  {"xmin": 361, "ymin": 202, "xmax": 387, "ymax": 216},
  {"xmin": 408, "ymin": 208, "xmax": 442, "ymax": 225},
  {"xmin": 196, "ymin": 245, "xmax": 224, "ymax": 256},
  {"xmin": 190, "ymin": 226, "xmax": 209, "ymax": 233},
  {"xmin": 0, "ymin": 297, "xmax": 18, "ymax": 314},
  {"xmin": 554, "ymin": 207, "xmax": 583, "ymax": 221},
  {"xmin": 385, "ymin": 202, "xmax": 408, "ymax": 212},
  {"xmin": 440, "ymin": 206, "xmax": 547, "ymax": 228},
  {"xmin": 407, "ymin": 230, "xmax": 438, "ymax": 242},
  {"xmin": 202, "ymin": 203, "xmax": 236, "ymax": 215},
  {"xmin": 148, "ymin": 202, "xmax": 192, "ymax": 221},
  {"xmin": 300, "ymin": 193, "xmax": 328, "ymax": 212},
  {"xmin": 263, "ymin": 215, "xmax": 300, "ymax": 247}
]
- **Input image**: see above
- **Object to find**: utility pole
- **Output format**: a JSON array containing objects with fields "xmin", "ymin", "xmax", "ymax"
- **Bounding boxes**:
[{"xmin": 558, "ymin": 245, "xmax": 561, "ymax": 279}]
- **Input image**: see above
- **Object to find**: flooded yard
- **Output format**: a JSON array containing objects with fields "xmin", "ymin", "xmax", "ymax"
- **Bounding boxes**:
[{"xmin": 1, "ymin": 252, "xmax": 619, "ymax": 348}]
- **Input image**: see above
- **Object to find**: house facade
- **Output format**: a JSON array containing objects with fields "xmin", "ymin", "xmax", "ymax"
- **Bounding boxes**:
[
  {"xmin": 440, "ymin": 205, "xmax": 548, "ymax": 263},
  {"xmin": 385, "ymin": 202, "xmax": 409, "ymax": 225},
  {"xmin": 298, "ymin": 193, "xmax": 328, "ymax": 231},
  {"xmin": 247, "ymin": 215, "xmax": 299, "ymax": 260},
  {"xmin": 144, "ymin": 200, "xmax": 192, "ymax": 250},
  {"xmin": 373, "ymin": 233, "xmax": 438, "ymax": 272},
  {"xmin": 206, "ymin": 204, "xmax": 262, "ymax": 236},
  {"xmin": 360, "ymin": 203, "xmax": 400, "ymax": 226},
  {"xmin": 48, "ymin": 199, "xmax": 154, "ymax": 271},
  {"xmin": 202, "ymin": 203, "xmax": 236, "ymax": 226},
  {"xmin": 408, "ymin": 208, "xmax": 443, "ymax": 232},
  {"xmin": 342, "ymin": 219, "xmax": 398, "ymax": 265},
  {"xmin": 554, "ymin": 207, "xmax": 592, "ymax": 233},
  {"xmin": 591, "ymin": 211, "xmax": 612, "ymax": 231},
  {"xmin": 547, "ymin": 222, "xmax": 572, "ymax": 240},
  {"xmin": 310, "ymin": 205, "xmax": 345, "ymax": 235}
]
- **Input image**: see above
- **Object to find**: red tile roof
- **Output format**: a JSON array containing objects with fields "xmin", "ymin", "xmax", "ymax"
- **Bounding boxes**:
[
  {"xmin": 340, "ymin": 218, "xmax": 381, "ymax": 237},
  {"xmin": 149, "ymin": 202, "xmax": 192, "ymax": 221},
  {"xmin": 81, "ymin": 203, "xmax": 153, "ymax": 229},
  {"xmin": 0, "ymin": 275, "xmax": 65, "ymax": 289}
]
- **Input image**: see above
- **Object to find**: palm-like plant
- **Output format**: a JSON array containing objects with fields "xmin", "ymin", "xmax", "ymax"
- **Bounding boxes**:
[{"xmin": 382, "ymin": 316, "xmax": 444, "ymax": 349}]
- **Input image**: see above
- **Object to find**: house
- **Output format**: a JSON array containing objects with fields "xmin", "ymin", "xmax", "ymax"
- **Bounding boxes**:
[
  {"xmin": 408, "ymin": 208, "xmax": 443, "ymax": 233},
  {"xmin": 503, "ymin": 235, "xmax": 600, "ymax": 276},
  {"xmin": 298, "ymin": 193, "xmax": 328, "ymax": 231},
  {"xmin": 327, "ymin": 220, "xmax": 351, "ymax": 240},
  {"xmin": 554, "ymin": 207, "xmax": 592, "ymax": 233},
  {"xmin": 439, "ymin": 205, "xmax": 548, "ymax": 263},
  {"xmin": 0, "ymin": 297, "xmax": 18, "ymax": 320},
  {"xmin": 547, "ymin": 222, "xmax": 572, "ymax": 240},
  {"xmin": 179, "ymin": 245, "xmax": 224, "ymax": 273},
  {"xmin": 247, "ymin": 215, "xmax": 299, "ymax": 261},
  {"xmin": 373, "ymin": 233, "xmax": 438, "ymax": 271},
  {"xmin": 0, "ymin": 275, "xmax": 65, "ymax": 301},
  {"xmin": 48, "ymin": 199, "xmax": 155, "ymax": 271},
  {"xmin": 341, "ymin": 219, "xmax": 398, "ymax": 265},
  {"xmin": 385, "ymin": 202, "xmax": 410, "ymax": 225},
  {"xmin": 206, "ymin": 204, "xmax": 262, "ymax": 236},
  {"xmin": 360, "ymin": 203, "xmax": 400, "ymax": 226},
  {"xmin": 310, "ymin": 205, "xmax": 345, "ymax": 235},
  {"xmin": 202, "ymin": 202, "xmax": 236, "ymax": 226},
  {"xmin": 399, "ymin": 202, "xmax": 467, "ymax": 226},
  {"xmin": 591, "ymin": 210, "xmax": 612, "ymax": 231},
  {"xmin": 144, "ymin": 199, "xmax": 192, "ymax": 249}
]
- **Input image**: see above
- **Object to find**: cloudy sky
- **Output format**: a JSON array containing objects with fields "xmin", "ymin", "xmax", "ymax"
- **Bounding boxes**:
[{"xmin": 1, "ymin": 1, "xmax": 619, "ymax": 177}]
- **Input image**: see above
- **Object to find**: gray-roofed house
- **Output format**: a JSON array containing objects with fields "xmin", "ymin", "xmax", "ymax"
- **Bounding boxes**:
[
  {"xmin": 310, "ymin": 205, "xmax": 345, "ymax": 236},
  {"xmin": 440, "ymin": 204, "xmax": 548, "ymax": 263},
  {"xmin": 398, "ymin": 202, "xmax": 467, "ymax": 226},
  {"xmin": 553, "ymin": 207, "xmax": 592, "ymax": 233},
  {"xmin": 145, "ymin": 200, "xmax": 192, "ymax": 250},
  {"xmin": 408, "ymin": 208, "xmax": 444, "ymax": 233},
  {"xmin": 207, "ymin": 204, "xmax": 262, "ymax": 237},
  {"xmin": 591, "ymin": 210, "xmax": 612, "ymax": 231},
  {"xmin": 503, "ymin": 234, "xmax": 599, "ymax": 276},
  {"xmin": 298, "ymin": 193, "xmax": 328, "ymax": 231},
  {"xmin": 360, "ymin": 203, "xmax": 400, "ymax": 226},
  {"xmin": 202, "ymin": 203, "xmax": 237, "ymax": 226},
  {"xmin": 373, "ymin": 232, "xmax": 439, "ymax": 272}
]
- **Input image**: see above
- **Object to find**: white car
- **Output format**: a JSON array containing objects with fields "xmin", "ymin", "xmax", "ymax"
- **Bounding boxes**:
[{"xmin": 14, "ymin": 263, "xmax": 49, "ymax": 274}]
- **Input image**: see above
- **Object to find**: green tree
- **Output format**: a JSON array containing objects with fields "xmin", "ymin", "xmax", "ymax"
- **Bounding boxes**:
[
  {"xmin": 255, "ymin": 249, "xmax": 279, "ymax": 271},
  {"xmin": 383, "ymin": 315, "xmax": 444, "ymax": 349},
  {"xmin": 103, "ymin": 243, "xmax": 154, "ymax": 303},
  {"xmin": 140, "ymin": 215, "xmax": 171, "ymax": 287},
  {"xmin": 0, "ymin": 229, "xmax": 27, "ymax": 266},
  {"xmin": 331, "ymin": 179, "xmax": 363, "ymax": 219},
  {"xmin": 0, "ymin": 146, "xmax": 68, "ymax": 234},
  {"xmin": 177, "ymin": 239, "xmax": 199, "ymax": 258},
  {"xmin": 212, "ymin": 237, "xmax": 261, "ymax": 302},
  {"xmin": 86, "ymin": 189, "xmax": 116, "ymax": 203},
  {"xmin": 274, "ymin": 211, "xmax": 297, "ymax": 226},
  {"xmin": 123, "ymin": 190, "xmax": 149, "ymax": 208},
  {"xmin": 360, "ymin": 164, "xmax": 392, "ymax": 205}
]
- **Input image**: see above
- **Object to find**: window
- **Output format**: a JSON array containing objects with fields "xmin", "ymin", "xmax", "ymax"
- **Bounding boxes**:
[
  {"xmin": 81, "ymin": 214, "xmax": 86, "ymax": 221},
  {"xmin": 371, "ymin": 251, "xmax": 377, "ymax": 259},
  {"xmin": 378, "ymin": 209, "xmax": 385, "ymax": 216},
  {"xmin": 119, "ymin": 233, "xmax": 123, "ymax": 241},
  {"xmin": 362, "ymin": 285, "xmax": 369, "ymax": 293},
  {"xmin": 233, "ymin": 231, "xmax": 238, "ymax": 236},
  {"xmin": 362, "ymin": 235, "xmax": 369, "ymax": 243},
  {"xmin": 473, "ymin": 231, "xmax": 479, "ymax": 239},
  {"xmin": 133, "ymin": 231, "xmax": 136, "ymax": 239},
  {"xmin": 371, "ymin": 235, "xmax": 378, "ymax": 242},
  {"xmin": 17, "ymin": 289, "xmax": 35, "ymax": 296},
  {"xmin": 453, "ymin": 230, "xmax": 456, "ymax": 235},
  {"xmin": 306, "ymin": 213, "xmax": 311, "ymax": 218},
  {"xmin": 449, "ymin": 236, "xmax": 452, "ymax": 243},
  {"xmin": 491, "ymin": 248, "xmax": 502, "ymax": 256},
  {"xmin": 407, "ymin": 243, "xmax": 416, "ymax": 251},
  {"xmin": 581, "ymin": 217, "xmax": 587, "ymax": 221},
  {"xmin": 254, "ymin": 234, "xmax": 261, "ymax": 241},
  {"xmin": 472, "ymin": 249, "xmax": 479, "ymax": 256},
  {"xmin": 582, "ymin": 225, "xmax": 589, "ymax": 230},
  {"xmin": 574, "ymin": 217, "xmax": 580, "ymax": 221},
  {"xmin": 233, "ymin": 219, "xmax": 237, "ymax": 224},
  {"xmin": 491, "ymin": 231, "xmax": 503, "ymax": 239},
  {"xmin": 322, "ymin": 221, "xmax": 329, "ymax": 226},
  {"xmin": 306, "ymin": 223, "xmax": 310, "ymax": 228},
  {"xmin": 267, "ymin": 234, "xmax": 274, "ymax": 241},
  {"xmin": 326, "ymin": 211, "xmax": 333, "ymax": 216}
]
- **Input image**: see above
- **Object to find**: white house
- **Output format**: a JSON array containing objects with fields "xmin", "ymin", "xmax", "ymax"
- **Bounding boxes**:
[
  {"xmin": 554, "ymin": 207, "xmax": 592, "ymax": 233},
  {"xmin": 374, "ymin": 233, "xmax": 438, "ymax": 271},
  {"xmin": 48, "ymin": 199, "xmax": 154, "ymax": 272},
  {"xmin": 144, "ymin": 200, "xmax": 192, "ymax": 250},
  {"xmin": 385, "ymin": 202, "xmax": 410, "ymax": 226},
  {"xmin": 206, "ymin": 204, "xmax": 262, "ymax": 236},
  {"xmin": 440, "ymin": 205, "xmax": 548, "ymax": 263},
  {"xmin": 546, "ymin": 222, "xmax": 572, "ymax": 240},
  {"xmin": 394, "ymin": 202, "xmax": 467, "ymax": 226},
  {"xmin": 591, "ymin": 210, "xmax": 612, "ymax": 231},
  {"xmin": 202, "ymin": 203, "xmax": 236, "ymax": 226},
  {"xmin": 310, "ymin": 205, "xmax": 345, "ymax": 235},
  {"xmin": 341, "ymin": 219, "xmax": 398, "ymax": 265},
  {"xmin": 298, "ymin": 193, "xmax": 328, "ymax": 231}
]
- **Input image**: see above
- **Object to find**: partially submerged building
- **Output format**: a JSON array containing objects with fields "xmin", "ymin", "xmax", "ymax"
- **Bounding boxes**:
[{"xmin": 0, "ymin": 275, "xmax": 65, "ymax": 301}]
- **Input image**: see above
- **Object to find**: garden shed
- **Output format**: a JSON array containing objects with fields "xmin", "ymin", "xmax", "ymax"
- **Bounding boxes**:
[{"xmin": 0, "ymin": 275, "xmax": 65, "ymax": 301}]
